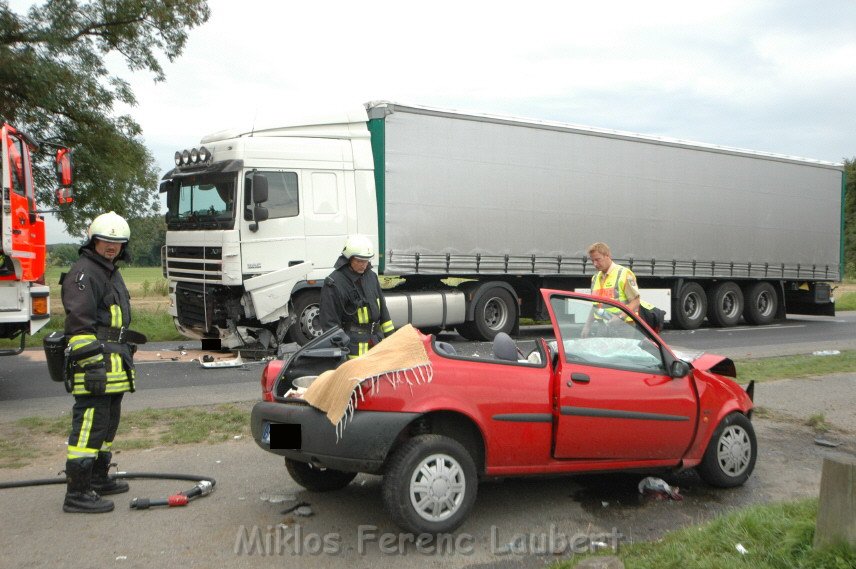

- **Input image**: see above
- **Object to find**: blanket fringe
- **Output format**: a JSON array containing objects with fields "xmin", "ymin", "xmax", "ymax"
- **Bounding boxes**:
[{"xmin": 333, "ymin": 363, "xmax": 433, "ymax": 441}]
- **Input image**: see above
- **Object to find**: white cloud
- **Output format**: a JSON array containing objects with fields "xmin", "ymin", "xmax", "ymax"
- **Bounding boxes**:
[{"xmin": 9, "ymin": 0, "xmax": 854, "ymax": 241}]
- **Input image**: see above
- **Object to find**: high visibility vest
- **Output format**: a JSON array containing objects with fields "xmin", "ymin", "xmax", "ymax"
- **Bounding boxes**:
[{"xmin": 592, "ymin": 267, "xmax": 634, "ymax": 322}]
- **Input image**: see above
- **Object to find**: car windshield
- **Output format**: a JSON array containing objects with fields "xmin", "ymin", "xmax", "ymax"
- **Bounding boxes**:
[
  {"xmin": 550, "ymin": 295, "xmax": 665, "ymax": 373},
  {"xmin": 165, "ymin": 173, "xmax": 236, "ymax": 230}
]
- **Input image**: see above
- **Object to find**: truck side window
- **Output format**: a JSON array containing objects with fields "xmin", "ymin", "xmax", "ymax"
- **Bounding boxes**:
[
  {"xmin": 245, "ymin": 171, "xmax": 299, "ymax": 219},
  {"xmin": 6, "ymin": 135, "xmax": 26, "ymax": 196}
]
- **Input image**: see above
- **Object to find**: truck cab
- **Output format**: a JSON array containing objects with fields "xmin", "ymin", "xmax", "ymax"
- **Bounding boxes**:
[{"xmin": 1, "ymin": 122, "xmax": 73, "ymax": 354}]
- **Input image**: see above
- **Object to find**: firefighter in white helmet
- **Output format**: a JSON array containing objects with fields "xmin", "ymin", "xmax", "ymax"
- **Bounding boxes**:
[
  {"xmin": 61, "ymin": 211, "xmax": 146, "ymax": 513},
  {"xmin": 320, "ymin": 234, "xmax": 394, "ymax": 357}
]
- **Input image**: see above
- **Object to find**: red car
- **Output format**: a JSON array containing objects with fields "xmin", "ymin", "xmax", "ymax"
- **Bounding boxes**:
[{"xmin": 251, "ymin": 290, "xmax": 756, "ymax": 534}]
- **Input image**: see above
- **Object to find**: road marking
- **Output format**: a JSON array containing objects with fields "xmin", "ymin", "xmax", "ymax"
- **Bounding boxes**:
[{"xmin": 714, "ymin": 324, "xmax": 806, "ymax": 332}]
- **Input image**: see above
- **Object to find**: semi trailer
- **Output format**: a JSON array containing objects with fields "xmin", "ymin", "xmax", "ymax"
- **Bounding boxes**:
[{"xmin": 160, "ymin": 102, "xmax": 844, "ymax": 349}]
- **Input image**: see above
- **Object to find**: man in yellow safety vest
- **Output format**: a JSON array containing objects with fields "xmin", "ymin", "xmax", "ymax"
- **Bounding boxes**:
[{"xmin": 582, "ymin": 242, "xmax": 641, "ymax": 338}]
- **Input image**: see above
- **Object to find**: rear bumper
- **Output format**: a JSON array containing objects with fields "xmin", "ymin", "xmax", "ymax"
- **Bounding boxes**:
[{"xmin": 251, "ymin": 401, "xmax": 419, "ymax": 474}]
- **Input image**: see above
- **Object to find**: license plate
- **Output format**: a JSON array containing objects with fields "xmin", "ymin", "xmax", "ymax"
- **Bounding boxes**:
[{"xmin": 261, "ymin": 422, "xmax": 301, "ymax": 449}]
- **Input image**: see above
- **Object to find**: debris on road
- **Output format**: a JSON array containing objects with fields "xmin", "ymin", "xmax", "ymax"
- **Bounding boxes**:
[
  {"xmin": 814, "ymin": 437, "xmax": 841, "ymax": 448},
  {"xmin": 638, "ymin": 477, "xmax": 683, "ymax": 501}
]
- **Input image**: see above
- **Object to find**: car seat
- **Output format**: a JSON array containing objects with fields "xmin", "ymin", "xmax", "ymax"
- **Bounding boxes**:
[{"xmin": 492, "ymin": 332, "xmax": 518, "ymax": 362}]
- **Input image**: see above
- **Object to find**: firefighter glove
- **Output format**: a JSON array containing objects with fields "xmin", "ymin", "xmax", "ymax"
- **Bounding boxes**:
[{"xmin": 83, "ymin": 363, "xmax": 107, "ymax": 395}]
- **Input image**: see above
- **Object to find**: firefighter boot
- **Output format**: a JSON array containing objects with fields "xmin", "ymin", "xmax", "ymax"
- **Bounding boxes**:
[
  {"xmin": 63, "ymin": 458, "xmax": 114, "ymax": 513},
  {"xmin": 91, "ymin": 452, "xmax": 129, "ymax": 495}
]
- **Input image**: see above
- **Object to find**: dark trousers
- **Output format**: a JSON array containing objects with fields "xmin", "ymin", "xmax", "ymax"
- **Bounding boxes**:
[{"xmin": 67, "ymin": 393, "xmax": 123, "ymax": 460}]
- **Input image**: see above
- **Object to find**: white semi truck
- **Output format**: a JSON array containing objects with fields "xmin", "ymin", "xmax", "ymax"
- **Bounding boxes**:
[{"xmin": 160, "ymin": 102, "xmax": 844, "ymax": 349}]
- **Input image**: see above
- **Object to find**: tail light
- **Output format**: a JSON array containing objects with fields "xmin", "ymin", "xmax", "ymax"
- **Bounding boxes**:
[
  {"xmin": 261, "ymin": 360, "xmax": 285, "ymax": 402},
  {"xmin": 31, "ymin": 295, "xmax": 49, "ymax": 317}
]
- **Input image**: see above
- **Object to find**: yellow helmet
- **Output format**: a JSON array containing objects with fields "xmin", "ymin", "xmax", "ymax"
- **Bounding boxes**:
[
  {"xmin": 88, "ymin": 211, "xmax": 130, "ymax": 244},
  {"xmin": 342, "ymin": 234, "xmax": 374, "ymax": 260}
]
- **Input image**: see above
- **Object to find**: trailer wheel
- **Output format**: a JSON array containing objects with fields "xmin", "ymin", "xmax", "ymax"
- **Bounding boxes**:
[
  {"xmin": 382, "ymin": 435, "xmax": 477, "ymax": 534},
  {"xmin": 743, "ymin": 282, "xmax": 777, "ymax": 325},
  {"xmin": 463, "ymin": 287, "xmax": 517, "ymax": 341},
  {"xmin": 707, "ymin": 282, "xmax": 744, "ymax": 327},
  {"xmin": 288, "ymin": 290, "xmax": 323, "ymax": 345},
  {"xmin": 672, "ymin": 282, "xmax": 707, "ymax": 330},
  {"xmin": 697, "ymin": 413, "xmax": 756, "ymax": 488},
  {"xmin": 285, "ymin": 459, "xmax": 357, "ymax": 491}
]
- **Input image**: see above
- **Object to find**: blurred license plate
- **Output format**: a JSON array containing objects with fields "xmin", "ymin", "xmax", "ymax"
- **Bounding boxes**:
[{"xmin": 262, "ymin": 422, "xmax": 301, "ymax": 449}]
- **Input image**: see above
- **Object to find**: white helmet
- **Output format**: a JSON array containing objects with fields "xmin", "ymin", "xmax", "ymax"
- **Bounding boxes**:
[
  {"xmin": 342, "ymin": 234, "xmax": 374, "ymax": 260},
  {"xmin": 88, "ymin": 211, "xmax": 130, "ymax": 244}
]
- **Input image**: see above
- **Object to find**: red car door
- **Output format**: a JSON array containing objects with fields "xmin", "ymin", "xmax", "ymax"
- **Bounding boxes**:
[{"xmin": 546, "ymin": 292, "xmax": 697, "ymax": 461}]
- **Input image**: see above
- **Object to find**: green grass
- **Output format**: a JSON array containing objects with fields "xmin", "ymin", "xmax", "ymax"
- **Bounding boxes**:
[
  {"xmin": 1, "ymin": 404, "xmax": 251, "ymax": 468},
  {"xmin": 835, "ymin": 291, "xmax": 856, "ymax": 311},
  {"xmin": 733, "ymin": 350, "xmax": 856, "ymax": 382},
  {"xmin": 557, "ymin": 499, "xmax": 855, "ymax": 569}
]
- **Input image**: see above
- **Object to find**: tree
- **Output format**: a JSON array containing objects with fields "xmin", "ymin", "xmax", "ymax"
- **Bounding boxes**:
[
  {"xmin": 844, "ymin": 158, "xmax": 856, "ymax": 279},
  {"xmin": 126, "ymin": 214, "xmax": 165, "ymax": 266},
  {"xmin": 0, "ymin": 0, "xmax": 210, "ymax": 234}
]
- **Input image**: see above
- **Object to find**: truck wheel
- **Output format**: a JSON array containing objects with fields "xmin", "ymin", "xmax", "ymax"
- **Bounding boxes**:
[
  {"xmin": 288, "ymin": 290, "xmax": 323, "ymax": 345},
  {"xmin": 285, "ymin": 459, "xmax": 357, "ymax": 491},
  {"xmin": 672, "ymin": 282, "xmax": 707, "ymax": 330},
  {"xmin": 382, "ymin": 434, "xmax": 477, "ymax": 534},
  {"xmin": 707, "ymin": 281, "xmax": 744, "ymax": 327},
  {"xmin": 697, "ymin": 413, "xmax": 756, "ymax": 488},
  {"xmin": 464, "ymin": 287, "xmax": 517, "ymax": 341},
  {"xmin": 743, "ymin": 282, "xmax": 777, "ymax": 325}
]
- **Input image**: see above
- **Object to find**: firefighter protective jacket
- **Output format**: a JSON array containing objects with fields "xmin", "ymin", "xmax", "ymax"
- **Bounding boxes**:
[
  {"xmin": 320, "ymin": 255, "xmax": 394, "ymax": 357},
  {"xmin": 62, "ymin": 248, "xmax": 135, "ymax": 395}
]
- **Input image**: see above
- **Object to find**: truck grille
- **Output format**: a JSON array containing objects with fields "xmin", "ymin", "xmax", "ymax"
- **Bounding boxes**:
[
  {"xmin": 175, "ymin": 282, "xmax": 228, "ymax": 331},
  {"xmin": 165, "ymin": 246, "xmax": 223, "ymax": 282}
]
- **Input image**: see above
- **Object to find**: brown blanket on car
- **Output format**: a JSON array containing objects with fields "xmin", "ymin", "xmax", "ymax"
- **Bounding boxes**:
[{"xmin": 303, "ymin": 324, "xmax": 432, "ymax": 438}]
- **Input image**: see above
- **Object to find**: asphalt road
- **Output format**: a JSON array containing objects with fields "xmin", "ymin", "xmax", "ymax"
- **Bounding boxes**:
[
  {"xmin": 1, "ymin": 314, "xmax": 855, "ymax": 568},
  {"xmin": 3, "ymin": 312, "xmax": 856, "ymax": 417}
]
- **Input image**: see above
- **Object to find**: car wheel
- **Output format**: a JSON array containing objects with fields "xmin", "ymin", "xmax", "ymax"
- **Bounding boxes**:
[
  {"xmin": 288, "ymin": 290, "xmax": 323, "ymax": 345},
  {"xmin": 382, "ymin": 434, "xmax": 477, "ymax": 534},
  {"xmin": 697, "ymin": 413, "xmax": 757, "ymax": 488},
  {"xmin": 743, "ymin": 282, "xmax": 778, "ymax": 325},
  {"xmin": 285, "ymin": 459, "xmax": 357, "ymax": 491},
  {"xmin": 707, "ymin": 281, "xmax": 744, "ymax": 327},
  {"xmin": 671, "ymin": 281, "xmax": 707, "ymax": 330}
]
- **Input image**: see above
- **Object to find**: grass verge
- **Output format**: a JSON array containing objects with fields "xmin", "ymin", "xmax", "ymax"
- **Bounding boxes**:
[
  {"xmin": 733, "ymin": 350, "xmax": 856, "ymax": 382},
  {"xmin": 1, "ymin": 403, "xmax": 251, "ymax": 469},
  {"xmin": 557, "ymin": 499, "xmax": 855, "ymax": 569}
]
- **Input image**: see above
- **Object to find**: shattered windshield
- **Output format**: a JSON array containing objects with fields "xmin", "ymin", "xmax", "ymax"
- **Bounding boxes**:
[{"xmin": 165, "ymin": 173, "xmax": 236, "ymax": 230}]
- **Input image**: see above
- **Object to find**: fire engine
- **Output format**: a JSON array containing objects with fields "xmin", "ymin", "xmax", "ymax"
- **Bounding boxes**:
[{"xmin": 1, "ymin": 120, "xmax": 73, "ymax": 355}]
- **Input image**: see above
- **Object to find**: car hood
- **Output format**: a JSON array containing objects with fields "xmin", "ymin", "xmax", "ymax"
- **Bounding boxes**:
[{"xmin": 672, "ymin": 348, "xmax": 736, "ymax": 378}]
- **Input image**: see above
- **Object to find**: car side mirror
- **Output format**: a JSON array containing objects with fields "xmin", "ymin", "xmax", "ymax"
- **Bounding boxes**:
[{"xmin": 670, "ymin": 360, "xmax": 691, "ymax": 378}]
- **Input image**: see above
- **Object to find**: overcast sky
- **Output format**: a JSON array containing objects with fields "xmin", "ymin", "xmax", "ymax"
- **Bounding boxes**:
[{"xmin": 37, "ymin": 0, "xmax": 856, "ymax": 242}]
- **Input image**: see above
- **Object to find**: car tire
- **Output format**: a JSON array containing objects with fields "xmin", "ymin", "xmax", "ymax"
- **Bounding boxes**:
[
  {"xmin": 671, "ymin": 281, "xmax": 707, "ymax": 330},
  {"xmin": 697, "ymin": 412, "xmax": 757, "ymax": 488},
  {"xmin": 285, "ymin": 459, "xmax": 357, "ymax": 491},
  {"xmin": 707, "ymin": 281, "xmax": 744, "ymax": 327},
  {"xmin": 743, "ymin": 282, "xmax": 778, "ymax": 325},
  {"xmin": 382, "ymin": 434, "xmax": 478, "ymax": 534},
  {"xmin": 288, "ymin": 290, "xmax": 323, "ymax": 345}
]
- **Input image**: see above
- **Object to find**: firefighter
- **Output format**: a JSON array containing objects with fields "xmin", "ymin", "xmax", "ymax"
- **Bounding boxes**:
[
  {"xmin": 62, "ymin": 211, "xmax": 142, "ymax": 513},
  {"xmin": 319, "ymin": 234, "xmax": 394, "ymax": 357}
]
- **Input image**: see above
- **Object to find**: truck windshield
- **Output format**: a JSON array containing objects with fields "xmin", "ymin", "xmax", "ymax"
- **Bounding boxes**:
[{"xmin": 165, "ymin": 173, "xmax": 236, "ymax": 230}]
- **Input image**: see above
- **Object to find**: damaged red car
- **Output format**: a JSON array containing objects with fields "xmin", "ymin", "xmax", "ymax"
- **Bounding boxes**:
[{"xmin": 251, "ymin": 289, "xmax": 756, "ymax": 534}]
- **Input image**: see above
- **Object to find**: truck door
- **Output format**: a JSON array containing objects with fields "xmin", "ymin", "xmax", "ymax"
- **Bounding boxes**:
[
  {"xmin": 1, "ymin": 125, "xmax": 44, "ymax": 282},
  {"xmin": 240, "ymin": 170, "xmax": 306, "ymax": 275},
  {"xmin": 547, "ymin": 293, "xmax": 697, "ymax": 461},
  {"xmin": 303, "ymin": 170, "xmax": 348, "ymax": 268}
]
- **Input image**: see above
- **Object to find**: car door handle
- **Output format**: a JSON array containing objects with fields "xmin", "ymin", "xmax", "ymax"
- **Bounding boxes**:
[
  {"xmin": 288, "ymin": 260, "xmax": 304, "ymax": 267},
  {"xmin": 570, "ymin": 373, "xmax": 590, "ymax": 384}
]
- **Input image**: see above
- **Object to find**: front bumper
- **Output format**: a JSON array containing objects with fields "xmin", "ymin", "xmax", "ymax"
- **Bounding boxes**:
[{"xmin": 251, "ymin": 401, "xmax": 420, "ymax": 474}]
